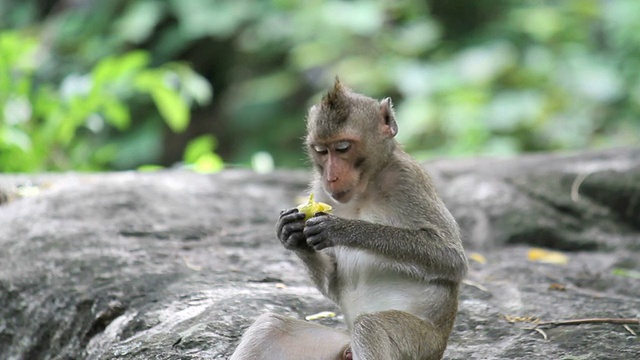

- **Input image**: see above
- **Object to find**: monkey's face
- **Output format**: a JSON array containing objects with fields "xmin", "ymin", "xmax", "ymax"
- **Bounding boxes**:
[
  {"xmin": 305, "ymin": 80, "xmax": 398, "ymax": 203},
  {"xmin": 308, "ymin": 138, "xmax": 365, "ymax": 204}
]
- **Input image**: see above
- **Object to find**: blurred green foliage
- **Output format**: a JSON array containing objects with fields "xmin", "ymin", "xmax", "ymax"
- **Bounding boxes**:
[
  {"xmin": 0, "ymin": 31, "xmax": 211, "ymax": 171},
  {"xmin": 1, "ymin": 0, "xmax": 638, "ymax": 172}
]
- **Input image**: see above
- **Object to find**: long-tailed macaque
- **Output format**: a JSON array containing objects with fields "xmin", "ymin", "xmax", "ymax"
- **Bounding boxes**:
[{"xmin": 230, "ymin": 80, "xmax": 468, "ymax": 360}]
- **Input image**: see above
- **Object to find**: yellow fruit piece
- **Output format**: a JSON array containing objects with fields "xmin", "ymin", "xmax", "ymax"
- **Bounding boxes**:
[
  {"xmin": 305, "ymin": 311, "xmax": 336, "ymax": 321},
  {"xmin": 527, "ymin": 248, "xmax": 568, "ymax": 265},
  {"xmin": 469, "ymin": 252, "xmax": 487, "ymax": 264},
  {"xmin": 297, "ymin": 193, "xmax": 332, "ymax": 220}
]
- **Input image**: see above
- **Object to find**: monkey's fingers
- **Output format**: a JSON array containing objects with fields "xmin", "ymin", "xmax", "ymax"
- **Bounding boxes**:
[
  {"xmin": 304, "ymin": 215, "xmax": 335, "ymax": 250},
  {"xmin": 279, "ymin": 208, "xmax": 299, "ymax": 216},
  {"xmin": 302, "ymin": 222, "xmax": 322, "ymax": 237},
  {"xmin": 284, "ymin": 232, "xmax": 310, "ymax": 251},
  {"xmin": 303, "ymin": 216, "xmax": 327, "ymax": 237},
  {"xmin": 280, "ymin": 221, "xmax": 305, "ymax": 244},
  {"xmin": 306, "ymin": 233, "xmax": 332, "ymax": 251},
  {"xmin": 276, "ymin": 211, "xmax": 306, "ymax": 238},
  {"xmin": 304, "ymin": 214, "xmax": 330, "ymax": 229}
]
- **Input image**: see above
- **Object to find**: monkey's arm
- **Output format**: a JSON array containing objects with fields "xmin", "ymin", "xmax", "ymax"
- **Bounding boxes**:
[
  {"xmin": 304, "ymin": 215, "xmax": 467, "ymax": 282},
  {"xmin": 276, "ymin": 208, "xmax": 337, "ymax": 300},
  {"xmin": 294, "ymin": 250, "xmax": 338, "ymax": 301}
]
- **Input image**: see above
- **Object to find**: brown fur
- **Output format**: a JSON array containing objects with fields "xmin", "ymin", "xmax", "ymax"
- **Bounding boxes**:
[{"xmin": 231, "ymin": 80, "xmax": 468, "ymax": 360}]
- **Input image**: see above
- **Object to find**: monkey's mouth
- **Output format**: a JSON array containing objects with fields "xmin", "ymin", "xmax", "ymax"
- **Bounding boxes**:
[{"xmin": 330, "ymin": 190, "xmax": 351, "ymax": 203}]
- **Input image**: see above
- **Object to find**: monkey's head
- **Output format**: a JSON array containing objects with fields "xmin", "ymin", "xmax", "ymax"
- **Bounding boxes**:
[{"xmin": 305, "ymin": 79, "xmax": 398, "ymax": 203}]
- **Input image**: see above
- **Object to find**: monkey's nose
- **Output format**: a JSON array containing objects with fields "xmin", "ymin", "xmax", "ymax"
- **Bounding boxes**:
[{"xmin": 327, "ymin": 176, "xmax": 338, "ymax": 183}]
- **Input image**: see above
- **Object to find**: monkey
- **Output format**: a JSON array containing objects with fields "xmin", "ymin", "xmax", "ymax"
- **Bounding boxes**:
[{"xmin": 230, "ymin": 79, "xmax": 468, "ymax": 360}]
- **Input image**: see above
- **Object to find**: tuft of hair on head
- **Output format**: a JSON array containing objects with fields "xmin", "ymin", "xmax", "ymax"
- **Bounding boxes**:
[
  {"xmin": 322, "ymin": 77, "xmax": 346, "ymax": 106},
  {"xmin": 316, "ymin": 77, "xmax": 351, "ymax": 130}
]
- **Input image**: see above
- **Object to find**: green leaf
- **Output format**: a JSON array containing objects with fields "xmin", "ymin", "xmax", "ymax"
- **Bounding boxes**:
[
  {"xmin": 91, "ymin": 57, "xmax": 117, "ymax": 89},
  {"xmin": 101, "ymin": 97, "xmax": 131, "ymax": 130},
  {"xmin": 138, "ymin": 164, "xmax": 165, "ymax": 172},
  {"xmin": 92, "ymin": 51, "xmax": 150, "ymax": 88},
  {"xmin": 170, "ymin": 0, "xmax": 250, "ymax": 38},
  {"xmin": 238, "ymin": 71, "xmax": 297, "ymax": 104},
  {"xmin": 151, "ymin": 86, "xmax": 190, "ymax": 133},
  {"xmin": 57, "ymin": 114, "xmax": 80, "ymax": 145},
  {"xmin": 323, "ymin": 1, "xmax": 384, "ymax": 35},
  {"xmin": 180, "ymin": 69, "xmax": 212, "ymax": 105},
  {"xmin": 133, "ymin": 71, "xmax": 162, "ymax": 92},
  {"xmin": 92, "ymin": 144, "xmax": 119, "ymax": 165},
  {"xmin": 0, "ymin": 31, "xmax": 38, "ymax": 73},
  {"xmin": 115, "ymin": 51, "xmax": 151, "ymax": 77},
  {"xmin": 184, "ymin": 134, "xmax": 216, "ymax": 164},
  {"xmin": 612, "ymin": 268, "xmax": 640, "ymax": 280},
  {"xmin": 115, "ymin": 1, "xmax": 165, "ymax": 44},
  {"xmin": 193, "ymin": 153, "xmax": 224, "ymax": 173},
  {"xmin": 0, "ymin": 126, "xmax": 32, "ymax": 151}
]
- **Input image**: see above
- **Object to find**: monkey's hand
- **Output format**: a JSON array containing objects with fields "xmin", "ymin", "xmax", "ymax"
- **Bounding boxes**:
[
  {"xmin": 276, "ymin": 208, "xmax": 313, "ymax": 251},
  {"xmin": 303, "ymin": 213, "xmax": 340, "ymax": 251}
]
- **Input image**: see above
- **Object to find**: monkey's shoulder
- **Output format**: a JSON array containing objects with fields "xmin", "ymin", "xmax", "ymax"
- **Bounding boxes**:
[
  {"xmin": 331, "ymin": 199, "xmax": 407, "ymax": 228},
  {"xmin": 380, "ymin": 154, "xmax": 435, "ymax": 196}
]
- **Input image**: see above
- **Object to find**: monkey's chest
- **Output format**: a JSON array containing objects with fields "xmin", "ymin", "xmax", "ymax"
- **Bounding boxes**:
[{"xmin": 333, "ymin": 248, "xmax": 429, "ymax": 327}]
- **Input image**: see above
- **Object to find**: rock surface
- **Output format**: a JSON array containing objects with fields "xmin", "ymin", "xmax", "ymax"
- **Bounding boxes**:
[{"xmin": 0, "ymin": 148, "xmax": 638, "ymax": 359}]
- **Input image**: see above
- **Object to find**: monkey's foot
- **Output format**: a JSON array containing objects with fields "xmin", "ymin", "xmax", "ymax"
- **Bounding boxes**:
[{"xmin": 342, "ymin": 347, "xmax": 353, "ymax": 360}]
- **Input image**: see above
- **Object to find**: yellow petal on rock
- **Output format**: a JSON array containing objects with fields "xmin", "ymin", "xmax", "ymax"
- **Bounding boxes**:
[
  {"xmin": 548, "ymin": 283, "xmax": 566, "ymax": 291},
  {"xmin": 305, "ymin": 311, "xmax": 336, "ymax": 321},
  {"xmin": 469, "ymin": 252, "xmax": 487, "ymax": 264},
  {"xmin": 501, "ymin": 314, "xmax": 540, "ymax": 323},
  {"xmin": 527, "ymin": 248, "xmax": 568, "ymax": 265},
  {"xmin": 16, "ymin": 185, "xmax": 41, "ymax": 198}
]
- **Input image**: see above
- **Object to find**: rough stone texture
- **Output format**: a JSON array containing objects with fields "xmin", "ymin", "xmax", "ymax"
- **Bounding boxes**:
[{"xmin": 0, "ymin": 148, "xmax": 638, "ymax": 360}]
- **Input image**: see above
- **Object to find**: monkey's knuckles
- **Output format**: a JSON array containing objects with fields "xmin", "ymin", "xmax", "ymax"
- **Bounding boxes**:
[
  {"xmin": 284, "ymin": 232, "xmax": 306, "ymax": 250},
  {"xmin": 282, "ymin": 211, "xmax": 305, "ymax": 224},
  {"xmin": 276, "ymin": 212, "xmax": 304, "ymax": 234},
  {"xmin": 304, "ymin": 213, "xmax": 333, "ymax": 227},
  {"xmin": 279, "ymin": 222, "xmax": 304, "ymax": 243},
  {"xmin": 307, "ymin": 235, "xmax": 333, "ymax": 250},
  {"xmin": 303, "ymin": 216, "xmax": 336, "ymax": 250}
]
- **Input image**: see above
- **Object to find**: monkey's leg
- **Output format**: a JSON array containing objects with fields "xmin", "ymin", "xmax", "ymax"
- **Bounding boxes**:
[
  {"xmin": 350, "ymin": 310, "xmax": 447, "ymax": 360},
  {"xmin": 230, "ymin": 313, "xmax": 351, "ymax": 360}
]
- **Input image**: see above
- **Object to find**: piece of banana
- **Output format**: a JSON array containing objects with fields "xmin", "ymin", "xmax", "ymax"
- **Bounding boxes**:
[{"xmin": 297, "ymin": 193, "xmax": 332, "ymax": 220}]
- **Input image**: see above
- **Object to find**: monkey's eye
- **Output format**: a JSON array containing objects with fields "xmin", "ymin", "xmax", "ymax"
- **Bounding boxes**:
[
  {"xmin": 334, "ymin": 141, "xmax": 351, "ymax": 154},
  {"xmin": 313, "ymin": 145, "xmax": 329, "ymax": 155}
]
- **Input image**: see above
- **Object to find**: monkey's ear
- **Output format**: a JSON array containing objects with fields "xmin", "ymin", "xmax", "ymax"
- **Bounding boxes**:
[{"xmin": 380, "ymin": 97, "xmax": 398, "ymax": 138}]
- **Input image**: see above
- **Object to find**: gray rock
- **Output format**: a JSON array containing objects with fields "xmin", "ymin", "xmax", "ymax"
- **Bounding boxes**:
[{"xmin": 0, "ymin": 148, "xmax": 638, "ymax": 359}]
